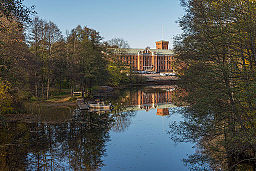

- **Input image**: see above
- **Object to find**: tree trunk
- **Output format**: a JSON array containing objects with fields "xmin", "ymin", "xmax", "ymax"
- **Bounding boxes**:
[
  {"xmin": 59, "ymin": 79, "xmax": 62, "ymax": 94},
  {"xmin": 35, "ymin": 84, "xmax": 38, "ymax": 97},
  {"xmin": 41, "ymin": 83, "xmax": 44, "ymax": 98},
  {"xmin": 47, "ymin": 78, "xmax": 50, "ymax": 100},
  {"xmin": 71, "ymin": 86, "xmax": 73, "ymax": 97},
  {"xmin": 82, "ymin": 87, "xmax": 84, "ymax": 99}
]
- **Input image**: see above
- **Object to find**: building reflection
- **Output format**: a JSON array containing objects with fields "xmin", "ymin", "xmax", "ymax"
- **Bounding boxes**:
[
  {"xmin": 156, "ymin": 108, "xmax": 169, "ymax": 116},
  {"xmin": 125, "ymin": 86, "xmax": 181, "ymax": 115},
  {"xmin": 0, "ymin": 86, "xmax": 187, "ymax": 170}
]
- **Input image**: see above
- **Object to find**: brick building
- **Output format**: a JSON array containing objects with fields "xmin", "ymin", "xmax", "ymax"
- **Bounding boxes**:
[{"xmin": 111, "ymin": 40, "xmax": 175, "ymax": 72}]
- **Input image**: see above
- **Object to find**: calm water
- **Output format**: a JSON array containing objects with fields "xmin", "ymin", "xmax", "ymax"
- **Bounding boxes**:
[
  {"xmin": 102, "ymin": 108, "xmax": 194, "ymax": 171},
  {"xmin": 0, "ymin": 86, "xmax": 195, "ymax": 170}
]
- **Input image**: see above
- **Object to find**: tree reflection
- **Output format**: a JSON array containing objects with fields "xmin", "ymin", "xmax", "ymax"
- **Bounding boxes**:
[
  {"xmin": 0, "ymin": 87, "xmax": 185, "ymax": 170},
  {"xmin": 0, "ymin": 110, "xmax": 114, "ymax": 170},
  {"xmin": 108, "ymin": 89, "xmax": 137, "ymax": 133},
  {"xmin": 0, "ymin": 89, "xmax": 138, "ymax": 170},
  {"xmin": 111, "ymin": 110, "xmax": 136, "ymax": 132},
  {"xmin": 169, "ymin": 66, "xmax": 256, "ymax": 170}
]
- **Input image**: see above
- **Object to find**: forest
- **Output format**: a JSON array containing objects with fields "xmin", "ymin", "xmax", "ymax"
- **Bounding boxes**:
[{"xmin": 0, "ymin": 0, "xmax": 136, "ymax": 114}]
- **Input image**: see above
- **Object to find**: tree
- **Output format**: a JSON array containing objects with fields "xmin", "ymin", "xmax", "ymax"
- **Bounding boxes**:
[
  {"xmin": 0, "ymin": 1, "xmax": 37, "ymax": 113},
  {"xmin": 66, "ymin": 25, "xmax": 109, "ymax": 92},
  {"xmin": 0, "ymin": 12, "xmax": 35, "ymax": 96},
  {"xmin": 0, "ymin": 0, "xmax": 34, "ymax": 23},
  {"xmin": 104, "ymin": 38, "xmax": 135, "ymax": 86},
  {"xmin": 173, "ymin": 0, "xmax": 256, "ymax": 169},
  {"xmin": 106, "ymin": 38, "xmax": 130, "ymax": 48},
  {"xmin": 0, "ymin": 79, "xmax": 13, "ymax": 114},
  {"xmin": 28, "ymin": 17, "xmax": 63, "ymax": 99}
]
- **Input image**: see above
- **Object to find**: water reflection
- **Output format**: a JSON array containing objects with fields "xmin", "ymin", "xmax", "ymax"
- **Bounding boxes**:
[
  {"xmin": 123, "ymin": 85, "xmax": 186, "ymax": 115},
  {"xmin": 156, "ymin": 108, "xmax": 170, "ymax": 116},
  {"xmin": 169, "ymin": 84, "xmax": 256, "ymax": 170},
  {"xmin": 1, "ymin": 111, "xmax": 112, "ymax": 170},
  {"xmin": 0, "ymin": 86, "xmax": 187, "ymax": 170}
]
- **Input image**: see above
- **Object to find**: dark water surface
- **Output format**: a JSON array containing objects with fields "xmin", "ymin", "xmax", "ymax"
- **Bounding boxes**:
[{"xmin": 0, "ymin": 86, "xmax": 194, "ymax": 170}]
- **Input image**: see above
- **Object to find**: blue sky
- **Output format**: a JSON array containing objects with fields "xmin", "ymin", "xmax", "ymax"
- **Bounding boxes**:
[{"xmin": 24, "ymin": 0, "xmax": 185, "ymax": 49}]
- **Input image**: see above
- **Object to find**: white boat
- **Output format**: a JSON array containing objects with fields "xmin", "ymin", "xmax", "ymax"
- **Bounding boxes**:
[
  {"xmin": 89, "ymin": 102, "xmax": 112, "ymax": 110},
  {"xmin": 77, "ymin": 99, "xmax": 112, "ymax": 111}
]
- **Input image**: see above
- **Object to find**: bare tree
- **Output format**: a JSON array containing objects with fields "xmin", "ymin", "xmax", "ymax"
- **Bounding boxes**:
[{"xmin": 107, "ymin": 38, "xmax": 130, "ymax": 49}]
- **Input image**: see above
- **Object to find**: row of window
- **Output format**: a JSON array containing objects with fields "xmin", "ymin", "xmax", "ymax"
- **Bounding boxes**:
[
  {"xmin": 118, "ymin": 55, "xmax": 174, "ymax": 71},
  {"xmin": 119, "ymin": 55, "xmax": 174, "ymax": 60}
]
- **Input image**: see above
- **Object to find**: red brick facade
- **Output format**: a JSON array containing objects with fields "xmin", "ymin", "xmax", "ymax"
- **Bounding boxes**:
[{"xmin": 113, "ymin": 41, "xmax": 175, "ymax": 72}]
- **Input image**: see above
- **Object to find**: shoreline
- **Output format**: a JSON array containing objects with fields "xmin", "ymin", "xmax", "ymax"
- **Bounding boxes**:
[{"xmin": 0, "ymin": 82, "xmax": 180, "ymax": 123}]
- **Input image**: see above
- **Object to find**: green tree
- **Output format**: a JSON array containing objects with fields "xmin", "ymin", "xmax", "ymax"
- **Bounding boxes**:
[
  {"xmin": 28, "ymin": 17, "xmax": 63, "ymax": 99},
  {"xmin": 172, "ymin": 0, "xmax": 256, "ymax": 169},
  {"xmin": 66, "ymin": 25, "xmax": 109, "ymax": 91}
]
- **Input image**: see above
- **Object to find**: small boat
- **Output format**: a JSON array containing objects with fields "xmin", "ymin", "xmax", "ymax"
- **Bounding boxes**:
[
  {"xmin": 77, "ymin": 99, "xmax": 112, "ymax": 111},
  {"xmin": 89, "ymin": 101, "xmax": 112, "ymax": 110}
]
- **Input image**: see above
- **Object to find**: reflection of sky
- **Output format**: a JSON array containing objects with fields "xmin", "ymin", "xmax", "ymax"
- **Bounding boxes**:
[
  {"xmin": 102, "ymin": 107, "xmax": 194, "ymax": 171},
  {"xmin": 27, "ymin": 152, "xmax": 71, "ymax": 170}
]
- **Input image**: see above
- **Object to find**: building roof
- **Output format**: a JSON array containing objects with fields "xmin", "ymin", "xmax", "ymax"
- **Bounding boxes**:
[
  {"xmin": 110, "ymin": 48, "xmax": 174, "ymax": 55},
  {"xmin": 156, "ymin": 40, "xmax": 169, "ymax": 43}
]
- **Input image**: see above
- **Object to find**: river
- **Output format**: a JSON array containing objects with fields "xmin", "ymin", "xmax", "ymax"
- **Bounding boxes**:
[{"xmin": 0, "ymin": 85, "xmax": 195, "ymax": 170}]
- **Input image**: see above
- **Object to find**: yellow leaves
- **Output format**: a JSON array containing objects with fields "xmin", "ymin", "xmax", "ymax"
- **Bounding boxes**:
[
  {"xmin": 209, "ymin": 0, "xmax": 256, "ymax": 10},
  {"xmin": 0, "ymin": 79, "xmax": 13, "ymax": 114},
  {"xmin": 244, "ymin": 58, "xmax": 250, "ymax": 65},
  {"xmin": 0, "ymin": 14, "xmax": 24, "ymax": 45},
  {"xmin": 0, "ymin": 80, "xmax": 10, "ymax": 96}
]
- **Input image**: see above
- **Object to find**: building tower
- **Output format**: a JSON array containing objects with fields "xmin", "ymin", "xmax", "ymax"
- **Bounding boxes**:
[{"xmin": 156, "ymin": 40, "xmax": 169, "ymax": 50}]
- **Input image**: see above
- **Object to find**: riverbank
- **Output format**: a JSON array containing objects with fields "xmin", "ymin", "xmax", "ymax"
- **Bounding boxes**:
[
  {"xmin": 0, "ymin": 81, "xmax": 180, "ymax": 123},
  {"xmin": 0, "ymin": 94, "xmax": 77, "ymax": 123}
]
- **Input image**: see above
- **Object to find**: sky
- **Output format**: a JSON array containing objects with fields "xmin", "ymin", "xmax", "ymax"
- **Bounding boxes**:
[{"xmin": 24, "ymin": 0, "xmax": 185, "ymax": 49}]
